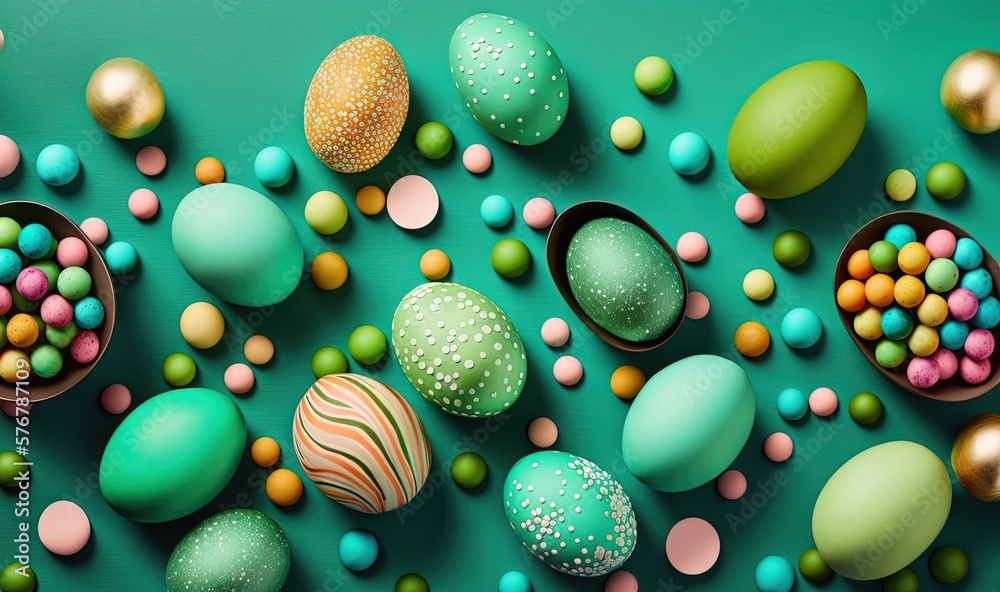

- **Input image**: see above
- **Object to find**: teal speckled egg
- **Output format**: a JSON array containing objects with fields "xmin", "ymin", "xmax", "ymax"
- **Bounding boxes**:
[
  {"xmin": 392, "ymin": 282, "xmax": 526, "ymax": 417},
  {"xmin": 449, "ymin": 13, "xmax": 568, "ymax": 145},
  {"xmin": 503, "ymin": 451, "xmax": 636, "ymax": 577},
  {"xmin": 166, "ymin": 509, "xmax": 289, "ymax": 592},
  {"xmin": 622, "ymin": 355, "xmax": 756, "ymax": 492},
  {"xmin": 566, "ymin": 218, "xmax": 684, "ymax": 343}
]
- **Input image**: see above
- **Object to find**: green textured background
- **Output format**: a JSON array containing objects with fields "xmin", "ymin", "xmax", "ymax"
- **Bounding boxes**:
[{"xmin": 1, "ymin": 0, "xmax": 999, "ymax": 590}]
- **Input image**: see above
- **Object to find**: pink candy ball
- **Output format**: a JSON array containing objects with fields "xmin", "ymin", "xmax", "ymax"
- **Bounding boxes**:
[
  {"xmin": 56, "ymin": 236, "xmax": 89, "ymax": 267},
  {"xmin": 0, "ymin": 134, "xmax": 20, "ymax": 178},
  {"xmin": 541, "ymin": 317, "xmax": 570, "ymax": 347},
  {"xmin": 716, "ymin": 469, "xmax": 747, "ymax": 500},
  {"xmin": 735, "ymin": 193, "xmax": 765, "ymax": 224},
  {"xmin": 948, "ymin": 288, "xmax": 979, "ymax": 321},
  {"xmin": 37, "ymin": 500, "xmax": 91, "ymax": 556},
  {"xmin": 676, "ymin": 232, "xmax": 709, "ymax": 263},
  {"xmin": 604, "ymin": 570, "xmax": 638, "ymax": 592},
  {"xmin": 129, "ymin": 188, "xmax": 160, "ymax": 220},
  {"xmin": 80, "ymin": 218, "xmax": 109, "ymax": 245},
  {"xmin": 462, "ymin": 143, "xmax": 492, "ymax": 174},
  {"xmin": 931, "ymin": 348, "xmax": 959, "ymax": 380},
  {"xmin": 15, "ymin": 267, "xmax": 49, "ymax": 301},
  {"xmin": 527, "ymin": 417, "xmax": 559, "ymax": 448},
  {"xmin": 40, "ymin": 294, "xmax": 74, "ymax": 328},
  {"xmin": 135, "ymin": 145, "xmax": 166, "ymax": 176},
  {"xmin": 809, "ymin": 387, "xmax": 838, "ymax": 416},
  {"xmin": 960, "ymin": 356, "xmax": 991, "ymax": 385},
  {"xmin": 925, "ymin": 229, "xmax": 957, "ymax": 259},
  {"xmin": 523, "ymin": 197, "xmax": 556, "ymax": 229},
  {"xmin": 685, "ymin": 291, "xmax": 710, "ymax": 320},
  {"xmin": 964, "ymin": 328, "xmax": 995, "ymax": 361},
  {"xmin": 907, "ymin": 356, "xmax": 941, "ymax": 388},
  {"xmin": 100, "ymin": 384, "xmax": 132, "ymax": 414},
  {"xmin": 763, "ymin": 432, "xmax": 794, "ymax": 462},
  {"xmin": 553, "ymin": 355, "xmax": 583, "ymax": 386},
  {"xmin": 0, "ymin": 285, "xmax": 11, "ymax": 315},
  {"xmin": 69, "ymin": 330, "xmax": 100, "ymax": 364},
  {"xmin": 224, "ymin": 363, "xmax": 255, "ymax": 394}
]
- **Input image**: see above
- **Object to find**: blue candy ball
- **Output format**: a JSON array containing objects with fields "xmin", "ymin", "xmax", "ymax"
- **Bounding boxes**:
[
  {"xmin": 754, "ymin": 555, "xmax": 795, "ymax": 592},
  {"xmin": 498, "ymin": 571, "xmax": 532, "ymax": 592},
  {"xmin": 338, "ymin": 529, "xmax": 378, "ymax": 571},
  {"xmin": 36, "ymin": 144, "xmax": 80, "ymax": 186},
  {"xmin": 960, "ymin": 267, "xmax": 993, "ymax": 299},
  {"xmin": 776, "ymin": 388, "xmax": 807, "ymax": 421},
  {"xmin": 74, "ymin": 296, "xmax": 105, "ymax": 329},
  {"xmin": 105, "ymin": 241, "xmax": 138, "ymax": 274},
  {"xmin": 880, "ymin": 307, "xmax": 914, "ymax": 341},
  {"xmin": 480, "ymin": 194, "xmax": 514, "ymax": 228},
  {"xmin": 18, "ymin": 223, "xmax": 52, "ymax": 259},
  {"xmin": 780, "ymin": 308, "xmax": 823, "ymax": 349},
  {"xmin": 0, "ymin": 248, "xmax": 22, "ymax": 283},
  {"xmin": 939, "ymin": 319, "xmax": 970, "ymax": 350},
  {"xmin": 254, "ymin": 146, "xmax": 294, "ymax": 188},
  {"xmin": 972, "ymin": 296, "xmax": 1000, "ymax": 329},
  {"xmin": 668, "ymin": 131, "xmax": 711, "ymax": 176},
  {"xmin": 883, "ymin": 223, "xmax": 917, "ymax": 250},
  {"xmin": 954, "ymin": 237, "xmax": 984, "ymax": 271}
]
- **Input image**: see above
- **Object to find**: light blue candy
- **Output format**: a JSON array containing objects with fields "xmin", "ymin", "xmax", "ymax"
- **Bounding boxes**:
[
  {"xmin": 36, "ymin": 144, "xmax": 80, "ymax": 186},
  {"xmin": 755, "ymin": 555, "xmax": 795, "ymax": 592},
  {"xmin": 0, "ymin": 248, "xmax": 22, "ymax": 283},
  {"xmin": 498, "ymin": 570, "xmax": 532, "ymax": 592},
  {"xmin": 880, "ymin": 306, "xmax": 913, "ymax": 341},
  {"xmin": 780, "ymin": 307, "xmax": 823, "ymax": 349},
  {"xmin": 254, "ymin": 146, "xmax": 294, "ymax": 188},
  {"xmin": 972, "ymin": 296, "xmax": 1000, "ymax": 329},
  {"xmin": 105, "ymin": 241, "xmax": 138, "ymax": 274},
  {"xmin": 883, "ymin": 223, "xmax": 917, "ymax": 250},
  {"xmin": 74, "ymin": 296, "xmax": 105, "ymax": 330},
  {"xmin": 776, "ymin": 388, "xmax": 807, "ymax": 421},
  {"xmin": 338, "ymin": 529, "xmax": 378, "ymax": 571},
  {"xmin": 954, "ymin": 237, "xmax": 984, "ymax": 271},
  {"xmin": 668, "ymin": 131, "xmax": 711, "ymax": 176},
  {"xmin": 480, "ymin": 194, "xmax": 514, "ymax": 228},
  {"xmin": 939, "ymin": 319, "xmax": 970, "ymax": 350},
  {"xmin": 960, "ymin": 267, "xmax": 993, "ymax": 299},
  {"xmin": 18, "ymin": 223, "xmax": 52, "ymax": 259}
]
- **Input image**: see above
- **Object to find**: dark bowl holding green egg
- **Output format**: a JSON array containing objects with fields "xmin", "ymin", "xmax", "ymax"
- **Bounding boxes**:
[{"xmin": 547, "ymin": 202, "xmax": 688, "ymax": 352}]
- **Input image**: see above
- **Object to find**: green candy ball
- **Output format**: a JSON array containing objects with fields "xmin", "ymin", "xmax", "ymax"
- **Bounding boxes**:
[
  {"xmin": 162, "ymin": 353, "xmax": 197, "ymax": 387},
  {"xmin": 929, "ymin": 545, "xmax": 968, "ymax": 584},
  {"xmin": 0, "ymin": 451, "xmax": 28, "ymax": 488},
  {"xmin": 0, "ymin": 218, "xmax": 22, "ymax": 250},
  {"xmin": 634, "ymin": 56, "xmax": 674, "ymax": 96},
  {"xmin": 0, "ymin": 319, "xmax": 6, "ymax": 348},
  {"xmin": 869, "ymin": 240, "xmax": 900, "ymax": 273},
  {"xmin": 885, "ymin": 169, "xmax": 916, "ymax": 202},
  {"xmin": 491, "ymin": 238, "xmax": 531, "ymax": 279},
  {"xmin": 11, "ymin": 292, "xmax": 39, "ymax": 314},
  {"xmin": 925, "ymin": 258, "xmax": 959, "ymax": 293},
  {"xmin": 772, "ymin": 230, "xmax": 811, "ymax": 268},
  {"xmin": 875, "ymin": 338, "xmax": 907, "ymax": 368},
  {"xmin": 311, "ymin": 346, "xmax": 348, "ymax": 378},
  {"xmin": 56, "ymin": 266, "xmax": 92, "ymax": 300},
  {"xmin": 926, "ymin": 162, "xmax": 966, "ymax": 200},
  {"xmin": 46, "ymin": 321, "xmax": 78, "ymax": 349},
  {"xmin": 882, "ymin": 567, "xmax": 919, "ymax": 592},
  {"xmin": 415, "ymin": 122, "xmax": 454, "ymax": 160},
  {"xmin": 395, "ymin": 573, "xmax": 430, "ymax": 592},
  {"xmin": 798, "ymin": 547, "xmax": 832, "ymax": 581},
  {"xmin": 450, "ymin": 452, "xmax": 488, "ymax": 489},
  {"xmin": 29, "ymin": 345, "xmax": 62, "ymax": 379},
  {"xmin": 849, "ymin": 391, "xmax": 883, "ymax": 425},
  {"xmin": 348, "ymin": 325, "xmax": 387, "ymax": 365},
  {"xmin": 0, "ymin": 563, "xmax": 35, "ymax": 592}
]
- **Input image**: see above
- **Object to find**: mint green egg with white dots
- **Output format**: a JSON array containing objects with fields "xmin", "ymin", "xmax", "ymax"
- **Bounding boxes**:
[{"xmin": 449, "ymin": 13, "xmax": 569, "ymax": 145}]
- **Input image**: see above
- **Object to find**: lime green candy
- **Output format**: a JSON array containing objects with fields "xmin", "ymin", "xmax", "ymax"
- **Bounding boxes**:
[
  {"xmin": 875, "ymin": 339, "xmax": 907, "ymax": 368},
  {"xmin": 491, "ymin": 238, "xmax": 531, "ymax": 279},
  {"xmin": 450, "ymin": 452, "xmax": 488, "ymax": 489},
  {"xmin": 395, "ymin": 573, "xmax": 430, "ymax": 592},
  {"xmin": 46, "ymin": 321, "xmax": 78, "ymax": 349},
  {"xmin": 798, "ymin": 548, "xmax": 832, "ymax": 581},
  {"xmin": 415, "ymin": 122, "xmax": 453, "ymax": 160},
  {"xmin": 772, "ymin": 230, "xmax": 811, "ymax": 268},
  {"xmin": 11, "ymin": 291, "xmax": 39, "ymax": 313},
  {"xmin": 29, "ymin": 260, "xmax": 59, "ymax": 287},
  {"xmin": 926, "ymin": 162, "xmax": 966, "ymax": 200},
  {"xmin": 347, "ymin": 325, "xmax": 386, "ymax": 365},
  {"xmin": 56, "ymin": 266, "xmax": 92, "ymax": 300},
  {"xmin": 611, "ymin": 116, "xmax": 644, "ymax": 151},
  {"xmin": 0, "ymin": 318, "xmax": 5, "ymax": 348},
  {"xmin": 0, "ymin": 562, "xmax": 36, "ymax": 592},
  {"xmin": 868, "ymin": 241, "xmax": 899, "ymax": 273},
  {"xmin": 305, "ymin": 190, "xmax": 349, "ymax": 235},
  {"xmin": 29, "ymin": 345, "xmax": 62, "ymax": 379},
  {"xmin": 0, "ymin": 450, "xmax": 29, "ymax": 487},
  {"xmin": 885, "ymin": 169, "xmax": 916, "ymax": 202},
  {"xmin": 163, "ymin": 353, "xmax": 197, "ymax": 387},
  {"xmin": 634, "ymin": 56, "xmax": 674, "ymax": 96},
  {"xmin": 929, "ymin": 545, "xmax": 968, "ymax": 584},
  {"xmin": 882, "ymin": 567, "xmax": 919, "ymax": 592},
  {"xmin": 848, "ymin": 391, "xmax": 883, "ymax": 425},
  {"xmin": 311, "ymin": 346, "xmax": 348, "ymax": 378},
  {"xmin": 925, "ymin": 258, "xmax": 959, "ymax": 293},
  {"xmin": 0, "ymin": 218, "xmax": 22, "ymax": 250}
]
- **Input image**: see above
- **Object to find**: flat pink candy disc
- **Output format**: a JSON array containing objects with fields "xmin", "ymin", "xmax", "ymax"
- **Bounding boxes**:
[
  {"xmin": 386, "ymin": 174, "xmax": 440, "ymax": 230},
  {"xmin": 38, "ymin": 500, "xmax": 91, "ymax": 556},
  {"xmin": 666, "ymin": 517, "xmax": 720, "ymax": 575}
]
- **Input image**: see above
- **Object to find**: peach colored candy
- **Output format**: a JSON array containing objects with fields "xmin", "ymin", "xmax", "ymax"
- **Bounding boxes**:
[
  {"xmin": 128, "ymin": 188, "xmax": 160, "ymax": 220},
  {"xmin": 56, "ymin": 237, "xmax": 89, "ymax": 267},
  {"xmin": 224, "ymin": 363, "xmax": 255, "ymax": 394},
  {"xmin": 604, "ymin": 570, "xmax": 638, "ymax": 592},
  {"xmin": 735, "ymin": 193, "xmax": 765, "ymax": 224},
  {"xmin": 135, "ymin": 145, "xmax": 166, "ymax": 176},
  {"xmin": 665, "ymin": 517, "xmax": 721, "ymax": 575},
  {"xmin": 764, "ymin": 432, "xmax": 794, "ymax": 462},
  {"xmin": 522, "ymin": 197, "xmax": 556, "ymax": 229},
  {"xmin": 716, "ymin": 469, "xmax": 747, "ymax": 500},
  {"xmin": 527, "ymin": 417, "xmax": 558, "ymax": 448},
  {"xmin": 462, "ymin": 143, "xmax": 492, "ymax": 173},
  {"xmin": 809, "ymin": 387, "xmax": 838, "ymax": 416},
  {"xmin": 80, "ymin": 217, "xmax": 109, "ymax": 245},
  {"xmin": 553, "ymin": 355, "xmax": 583, "ymax": 386},
  {"xmin": 676, "ymin": 232, "xmax": 708, "ymax": 263},
  {"xmin": 101, "ymin": 384, "xmax": 131, "ymax": 414},
  {"xmin": 37, "ymin": 500, "xmax": 91, "ymax": 556},
  {"xmin": 540, "ymin": 317, "xmax": 570, "ymax": 347},
  {"xmin": 686, "ymin": 291, "xmax": 710, "ymax": 320}
]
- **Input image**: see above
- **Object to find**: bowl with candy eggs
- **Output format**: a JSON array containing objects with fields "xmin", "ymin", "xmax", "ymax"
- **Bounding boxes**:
[
  {"xmin": 0, "ymin": 201, "xmax": 116, "ymax": 402},
  {"xmin": 835, "ymin": 211, "xmax": 999, "ymax": 402}
]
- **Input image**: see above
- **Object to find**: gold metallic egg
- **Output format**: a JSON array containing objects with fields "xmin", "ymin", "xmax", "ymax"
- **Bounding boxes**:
[
  {"xmin": 940, "ymin": 49, "xmax": 1000, "ymax": 134},
  {"xmin": 86, "ymin": 58, "xmax": 165, "ymax": 139},
  {"xmin": 951, "ymin": 413, "xmax": 1000, "ymax": 502}
]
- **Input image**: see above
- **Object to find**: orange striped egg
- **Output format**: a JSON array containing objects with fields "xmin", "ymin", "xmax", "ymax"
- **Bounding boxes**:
[
  {"xmin": 304, "ymin": 36, "xmax": 409, "ymax": 173},
  {"xmin": 292, "ymin": 373, "xmax": 431, "ymax": 514}
]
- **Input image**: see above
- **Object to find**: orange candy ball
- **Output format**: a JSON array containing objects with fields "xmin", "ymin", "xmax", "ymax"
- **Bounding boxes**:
[
  {"xmin": 610, "ymin": 365, "xmax": 646, "ymax": 399},
  {"xmin": 419, "ymin": 249, "xmax": 451, "ymax": 280},
  {"xmin": 865, "ymin": 273, "xmax": 896, "ymax": 307},
  {"xmin": 266, "ymin": 468, "xmax": 304, "ymax": 506},
  {"xmin": 836, "ymin": 279, "xmax": 867, "ymax": 313},
  {"xmin": 6, "ymin": 313, "xmax": 39, "ymax": 348},
  {"xmin": 355, "ymin": 185, "xmax": 386, "ymax": 215},
  {"xmin": 195, "ymin": 156, "xmax": 225, "ymax": 184},
  {"xmin": 311, "ymin": 252, "xmax": 349, "ymax": 290},
  {"xmin": 251, "ymin": 437, "xmax": 281, "ymax": 467},
  {"xmin": 847, "ymin": 249, "xmax": 875, "ymax": 280},
  {"xmin": 898, "ymin": 242, "xmax": 930, "ymax": 275},
  {"xmin": 735, "ymin": 321, "xmax": 770, "ymax": 357}
]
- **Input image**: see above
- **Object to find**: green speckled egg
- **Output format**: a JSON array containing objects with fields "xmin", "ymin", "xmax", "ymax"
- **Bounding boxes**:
[
  {"xmin": 566, "ymin": 218, "xmax": 684, "ymax": 342},
  {"xmin": 167, "ymin": 509, "xmax": 290, "ymax": 592},
  {"xmin": 503, "ymin": 450, "xmax": 636, "ymax": 577},
  {"xmin": 392, "ymin": 282, "xmax": 526, "ymax": 418},
  {"xmin": 449, "ymin": 13, "xmax": 568, "ymax": 145}
]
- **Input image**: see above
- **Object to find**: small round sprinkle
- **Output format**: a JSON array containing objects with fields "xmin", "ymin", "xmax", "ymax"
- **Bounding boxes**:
[
  {"xmin": 527, "ymin": 417, "xmax": 558, "ymax": 448},
  {"xmin": 541, "ymin": 317, "xmax": 570, "ymax": 347},
  {"xmin": 716, "ymin": 470, "xmax": 747, "ymax": 500},
  {"xmin": 128, "ymin": 188, "xmax": 159, "ymax": 220},
  {"xmin": 135, "ymin": 145, "xmax": 166, "ymax": 176},
  {"xmin": 553, "ymin": 355, "xmax": 583, "ymax": 386},
  {"xmin": 100, "ymin": 384, "xmax": 131, "ymax": 414},
  {"xmin": 735, "ymin": 193, "xmax": 766, "ymax": 223},
  {"xmin": 462, "ymin": 143, "xmax": 492, "ymax": 174},
  {"xmin": 763, "ymin": 432, "xmax": 794, "ymax": 462},
  {"xmin": 809, "ymin": 387, "xmax": 838, "ymax": 417},
  {"xmin": 676, "ymin": 232, "xmax": 709, "ymax": 263},
  {"xmin": 686, "ymin": 291, "xmax": 710, "ymax": 320}
]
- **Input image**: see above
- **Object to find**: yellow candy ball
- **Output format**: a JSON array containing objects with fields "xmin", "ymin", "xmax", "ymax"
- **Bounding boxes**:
[
  {"xmin": 885, "ymin": 169, "xmax": 916, "ymax": 202},
  {"xmin": 908, "ymin": 325, "xmax": 940, "ymax": 357},
  {"xmin": 6, "ymin": 313, "xmax": 39, "ymax": 348},
  {"xmin": 894, "ymin": 275, "xmax": 926, "ymax": 309},
  {"xmin": 898, "ymin": 242, "xmax": 930, "ymax": 275},
  {"xmin": 854, "ymin": 306, "xmax": 884, "ymax": 341},
  {"xmin": 917, "ymin": 294, "xmax": 949, "ymax": 327},
  {"xmin": 743, "ymin": 269, "xmax": 775, "ymax": 301},
  {"xmin": 0, "ymin": 349, "xmax": 30, "ymax": 383},
  {"xmin": 179, "ymin": 302, "xmax": 226, "ymax": 349}
]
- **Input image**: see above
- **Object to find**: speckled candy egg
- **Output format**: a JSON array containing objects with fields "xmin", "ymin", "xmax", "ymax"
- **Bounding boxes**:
[
  {"xmin": 166, "ymin": 509, "xmax": 289, "ymax": 592},
  {"xmin": 503, "ymin": 450, "xmax": 636, "ymax": 577},
  {"xmin": 449, "ymin": 14, "xmax": 568, "ymax": 145},
  {"xmin": 391, "ymin": 282, "xmax": 527, "ymax": 417},
  {"xmin": 566, "ymin": 218, "xmax": 685, "ymax": 343},
  {"xmin": 292, "ymin": 374, "xmax": 431, "ymax": 513},
  {"xmin": 304, "ymin": 36, "xmax": 409, "ymax": 173}
]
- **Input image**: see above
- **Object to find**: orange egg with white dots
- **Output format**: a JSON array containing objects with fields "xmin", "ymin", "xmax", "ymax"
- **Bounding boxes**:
[{"xmin": 304, "ymin": 36, "xmax": 409, "ymax": 173}]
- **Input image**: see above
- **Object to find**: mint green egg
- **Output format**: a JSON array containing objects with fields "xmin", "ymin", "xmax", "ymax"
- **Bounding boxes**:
[
  {"xmin": 622, "ymin": 355, "xmax": 755, "ymax": 492},
  {"xmin": 449, "ymin": 13, "xmax": 568, "ymax": 145},
  {"xmin": 172, "ymin": 183, "xmax": 303, "ymax": 306},
  {"xmin": 100, "ymin": 388, "xmax": 246, "ymax": 523},
  {"xmin": 812, "ymin": 441, "xmax": 952, "ymax": 580},
  {"xmin": 728, "ymin": 60, "xmax": 867, "ymax": 198}
]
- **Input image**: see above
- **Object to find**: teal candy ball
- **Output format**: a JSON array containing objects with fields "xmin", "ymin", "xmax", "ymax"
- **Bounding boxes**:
[
  {"xmin": 960, "ymin": 267, "xmax": 992, "ymax": 299},
  {"xmin": 105, "ymin": 242, "xmax": 138, "ymax": 275},
  {"xmin": 73, "ymin": 296, "xmax": 104, "ymax": 330},
  {"xmin": 17, "ymin": 224, "xmax": 52, "ymax": 260},
  {"xmin": 780, "ymin": 307, "xmax": 823, "ymax": 349},
  {"xmin": 0, "ymin": 249, "xmax": 22, "ymax": 283},
  {"xmin": 883, "ymin": 223, "xmax": 917, "ymax": 250},
  {"xmin": 880, "ymin": 307, "xmax": 913, "ymax": 340},
  {"xmin": 776, "ymin": 388, "xmax": 807, "ymax": 421},
  {"xmin": 973, "ymin": 296, "xmax": 1000, "ymax": 329},
  {"xmin": 755, "ymin": 556, "xmax": 795, "ymax": 592},
  {"xmin": 253, "ymin": 146, "xmax": 294, "ymax": 188},
  {"xmin": 166, "ymin": 509, "xmax": 289, "ymax": 592},
  {"xmin": 415, "ymin": 122, "xmax": 454, "ymax": 159},
  {"xmin": 939, "ymin": 319, "xmax": 969, "ymax": 350},
  {"xmin": 480, "ymin": 195, "xmax": 514, "ymax": 228},
  {"xmin": 172, "ymin": 183, "xmax": 303, "ymax": 306},
  {"xmin": 36, "ymin": 144, "xmax": 79, "ymax": 186},
  {"xmin": 954, "ymin": 237, "xmax": 984, "ymax": 270},
  {"xmin": 498, "ymin": 571, "xmax": 532, "ymax": 592},
  {"xmin": 338, "ymin": 529, "xmax": 379, "ymax": 571},
  {"xmin": 668, "ymin": 132, "xmax": 710, "ymax": 175}
]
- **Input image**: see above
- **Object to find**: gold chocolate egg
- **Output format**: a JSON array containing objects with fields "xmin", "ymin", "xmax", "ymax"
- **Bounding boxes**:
[
  {"xmin": 940, "ymin": 49, "xmax": 1000, "ymax": 134},
  {"xmin": 86, "ymin": 58, "xmax": 165, "ymax": 139},
  {"xmin": 951, "ymin": 413, "xmax": 1000, "ymax": 502}
]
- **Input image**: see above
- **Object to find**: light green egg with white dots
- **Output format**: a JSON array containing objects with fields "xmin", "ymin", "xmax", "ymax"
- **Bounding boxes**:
[
  {"xmin": 504, "ymin": 450, "xmax": 637, "ymax": 577},
  {"xmin": 449, "ymin": 13, "xmax": 569, "ymax": 145},
  {"xmin": 391, "ymin": 282, "xmax": 527, "ymax": 418}
]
